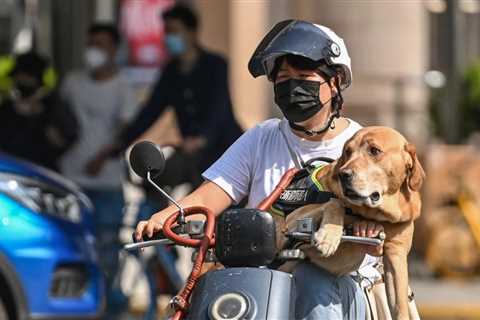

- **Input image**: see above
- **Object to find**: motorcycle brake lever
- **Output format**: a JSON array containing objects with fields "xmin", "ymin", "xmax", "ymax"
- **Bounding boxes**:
[
  {"xmin": 342, "ymin": 225, "xmax": 386, "ymax": 245},
  {"xmin": 124, "ymin": 231, "xmax": 193, "ymax": 251},
  {"xmin": 123, "ymin": 238, "xmax": 175, "ymax": 251},
  {"xmin": 131, "ymin": 225, "xmax": 184, "ymax": 243},
  {"xmin": 286, "ymin": 230, "xmax": 385, "ymax": 246},
  {"xmin": 340, "ymin": 235, "xmax": 384, "ymax": 246}
]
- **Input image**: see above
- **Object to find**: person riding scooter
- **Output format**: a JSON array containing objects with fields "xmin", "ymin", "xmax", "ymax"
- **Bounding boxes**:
[{"xmin": 135, "ymin": 19, "xmax": 384, "ymax": 319}]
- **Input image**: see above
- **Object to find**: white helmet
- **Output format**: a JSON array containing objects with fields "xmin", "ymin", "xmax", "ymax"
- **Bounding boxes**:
[{"xmin": 248, "ymin": 20, "xmax": 352, "ymax": 90}]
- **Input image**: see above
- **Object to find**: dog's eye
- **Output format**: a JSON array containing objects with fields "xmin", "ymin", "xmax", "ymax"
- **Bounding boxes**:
[{"xmin": 369, "ymin": 146, "xmax": 382, "ymax": 156}]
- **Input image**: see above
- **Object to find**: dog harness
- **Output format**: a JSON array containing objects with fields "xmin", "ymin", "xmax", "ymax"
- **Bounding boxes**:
[
  {"xmin": 269, "ymin": 163, "xmax": 338, "ymax": 217},
  {"xmin": 268, "ymin": 124, "xmax": 337, "ymax": 217}
]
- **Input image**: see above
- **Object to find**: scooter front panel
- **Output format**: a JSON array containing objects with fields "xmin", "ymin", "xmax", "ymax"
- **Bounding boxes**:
[{"xmin": 186, "ymin": 267, "xmax": 295, "ymax": 320}]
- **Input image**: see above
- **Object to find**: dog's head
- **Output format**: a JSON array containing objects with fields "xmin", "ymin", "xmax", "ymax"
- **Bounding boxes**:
[{"xmin": 333, "ymin": 126, "xmax": 425, "ymax": 210}]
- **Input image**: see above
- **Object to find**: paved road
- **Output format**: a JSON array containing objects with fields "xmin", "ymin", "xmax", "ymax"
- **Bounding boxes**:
[{"xmin": 412, "ymin": 277, "xmax": 480, "ymax": 319}]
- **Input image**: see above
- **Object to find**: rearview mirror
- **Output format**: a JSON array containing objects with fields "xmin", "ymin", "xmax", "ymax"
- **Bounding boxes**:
[{"xmin": 129, "ymin": 141, "xmax": 165, "ymax": 179}]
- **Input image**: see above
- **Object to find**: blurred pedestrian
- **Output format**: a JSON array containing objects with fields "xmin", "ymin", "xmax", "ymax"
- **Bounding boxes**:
[
  {"xmin": 0, "ymin": 51, "xmax": 78, "ymax": 171},
  {"xmin": 59, "ymin": 23, "xmax": 138, "ymax": 318},
  {"xmin": 84, "ymin": 6, "xmax": 244, "ymax": 317},
  {"xmin": 88, "ymin": 4, "xmax": 243, "ymax": 190}
]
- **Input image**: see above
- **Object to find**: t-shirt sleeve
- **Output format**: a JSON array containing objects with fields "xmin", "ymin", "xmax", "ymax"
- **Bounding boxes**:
[{"xmin": 202, "ymin": 126, "xmax": 258, "ymax": 204}]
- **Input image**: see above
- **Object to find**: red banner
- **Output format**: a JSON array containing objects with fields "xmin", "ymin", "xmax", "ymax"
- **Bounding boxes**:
[{"xmin": 120, "ymin": 0, "xmax": 174, "ymax": 67}]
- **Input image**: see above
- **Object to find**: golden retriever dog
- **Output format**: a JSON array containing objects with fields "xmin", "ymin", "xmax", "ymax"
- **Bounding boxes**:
[{"xmin": 276, "ymin": 126, "xmax": 425, "ymax": 320}]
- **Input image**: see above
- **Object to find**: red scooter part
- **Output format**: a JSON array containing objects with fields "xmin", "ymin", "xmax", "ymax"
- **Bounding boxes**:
[
  {"xmin": 162, "ymin": 206, "xmax": 216, "ymax": 247},
  {"xmin": 257, "ymin": 168, "xmax": 299, "ymax": 211},
  {"xmin": 162, "ymin": 206, "xmax": 216, "ymax": 320}
]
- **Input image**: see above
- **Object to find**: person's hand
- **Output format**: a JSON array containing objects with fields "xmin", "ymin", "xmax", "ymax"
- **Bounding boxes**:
[
  {"xmin": 182, "ymin": 136, "xmax": 207, "ymax": 154},
  {"xmin": 135, "ymin": 218, "xmax": 163, "ymax": 242},
  {"xmin": 85, "ymin": 145, "xmax": 114, "ymax": 176},
  {"xmin": 85, "ymin": 153, "xmax": 107, "ymax": 176},
  {"xmin": 351, "ymin": 220, "xmax": 384, "ymax": 256}
]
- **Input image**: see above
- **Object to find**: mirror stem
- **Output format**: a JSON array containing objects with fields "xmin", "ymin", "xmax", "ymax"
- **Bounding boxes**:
[{"xmin": 147, "ymin": 171, "xmax": 186, "ymax": 224}]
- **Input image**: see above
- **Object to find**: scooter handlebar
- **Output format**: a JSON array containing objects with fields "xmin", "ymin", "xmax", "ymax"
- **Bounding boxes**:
[
  {"xmin": 287, "ymin": 217, "xmax": 385, "ymax": 247},
  {"xmin": 132, "ymin": 224, "xmax": 186, "ymax": 243},
  {"xmin": 286, "ymin": 231, "xmax": 385, "ymax": 246},
  {"xmin": 123, "ymin": 238, "xmax": 175, "ymax": 251},
  {"xmin": 124, "ymin": 213, "xmax": 386, "ymax": 252},
  {"xmin": 123, "ymin": 208, "xmax": 214, "ymax": 252}
]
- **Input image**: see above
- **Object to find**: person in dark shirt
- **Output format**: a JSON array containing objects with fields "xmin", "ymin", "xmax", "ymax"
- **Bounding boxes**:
[
  {"xmin": 87, "ymin": 4, "xmax": 243, "ymax": 188},
  {"xmin": 0, "ymin": 52, "xmax": 78, "ymax": 171}
]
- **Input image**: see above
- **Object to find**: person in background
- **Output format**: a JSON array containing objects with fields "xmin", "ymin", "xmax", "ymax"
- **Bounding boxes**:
[
  {"xmin": 59, "ymin": 23, "xmax": 137, "ymax": 318},
  {"xmin": 83, "ymin": 7, "xmax": 243, "ymax": 316},
  {"xmin": 87, "ymin": 3, "xmax": 243, "ymax": 190},
  {"xmin": 84, "ymin": 7, "xmax": 245, "ymax": 312},
  {"xmin": 0, "ymin": 51, "xmax": 78, "ymax": 171}
]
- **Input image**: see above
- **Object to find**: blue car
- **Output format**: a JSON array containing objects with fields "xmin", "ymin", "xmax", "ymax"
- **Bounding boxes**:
[{"xmin": 0, "ymin": 153, "xmax": 104, "ymax": 319}]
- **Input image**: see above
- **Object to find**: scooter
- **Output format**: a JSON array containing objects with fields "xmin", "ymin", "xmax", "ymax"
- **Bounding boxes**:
[{"xmin": 124, "ymin": 141, "xmax": 383, "ymax": 320}]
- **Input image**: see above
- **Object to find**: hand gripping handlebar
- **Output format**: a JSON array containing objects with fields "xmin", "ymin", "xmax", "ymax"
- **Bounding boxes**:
[{"xmin": 162, "ymin": 206, "xmax": 215, "ymax": 320}]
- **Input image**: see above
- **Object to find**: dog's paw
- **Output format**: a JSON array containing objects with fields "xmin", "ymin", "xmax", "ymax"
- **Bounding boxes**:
[{"xmin": 313, "ymin": 224, "xmax": 343, "ymax": 257}]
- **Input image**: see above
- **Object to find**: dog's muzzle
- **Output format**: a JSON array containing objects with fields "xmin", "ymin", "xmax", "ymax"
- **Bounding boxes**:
[{"xmin": 339, "ymin": 171, "xmax": 382, "ymax": 207}]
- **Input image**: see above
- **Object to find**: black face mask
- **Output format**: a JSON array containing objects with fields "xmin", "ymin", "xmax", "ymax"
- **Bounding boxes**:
[
  {"xmin": 274, "ymin": 78, "xmax": 327, "ymax": 123},
  {"xmin": 15, "ymin": 83, "xmax": 40, "ymax": 98}
]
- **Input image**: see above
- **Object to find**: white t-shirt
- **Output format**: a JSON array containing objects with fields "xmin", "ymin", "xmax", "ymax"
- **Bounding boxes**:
[
  {"xmin": 60, "ymin": 71, "xmax": 138, "ymax": 189},
  {"xmin": 203, "ymin": 117, "xmax": 381, "ymax": 281},
  {"xmin": 203, "ymin": 117, "xmax": 361, "ymax": 207}
]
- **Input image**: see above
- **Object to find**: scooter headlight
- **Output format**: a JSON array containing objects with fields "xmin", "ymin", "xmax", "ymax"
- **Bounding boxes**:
[
  {"xmin": 209, "ymin": 292, "xmax": 249, "ymax": 320},
  {"xmin": 0, "ymin": 172, "xmax": 82, "ymax": 223}
]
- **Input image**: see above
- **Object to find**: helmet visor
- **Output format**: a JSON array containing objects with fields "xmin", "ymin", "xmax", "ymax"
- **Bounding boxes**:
[{"xmin": 248, "ymin": 20, "xmax": 341, "ymax": 79}]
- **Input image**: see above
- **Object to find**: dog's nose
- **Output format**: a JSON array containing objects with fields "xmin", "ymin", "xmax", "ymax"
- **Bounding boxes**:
[{"xmin": 339, "ymin": 170, "xmax": 353, "ymax": 184}]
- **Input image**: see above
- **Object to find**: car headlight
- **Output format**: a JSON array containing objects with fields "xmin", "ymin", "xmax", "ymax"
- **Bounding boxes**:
[
  {"xmin": 0, "ymin": 172, "xmax": 82, "ymax": 223},
  {"xmin": 209, "ymin": 292, "xmax": 249, "ymax": 320}
]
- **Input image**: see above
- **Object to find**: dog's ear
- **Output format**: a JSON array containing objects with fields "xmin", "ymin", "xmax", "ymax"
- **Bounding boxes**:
[
  {"xmin": 405, "ymin": 143, "xmax": 425, "ymax": 191},
  {"xmin": 332, "ymin": 143, "xmax": 348, "ymax": 179}
]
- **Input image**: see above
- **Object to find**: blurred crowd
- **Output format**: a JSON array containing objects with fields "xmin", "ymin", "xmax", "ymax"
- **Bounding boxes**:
[{"xmin": 0, "ymin": 3, "xmax": 242, "ymax": 319}]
